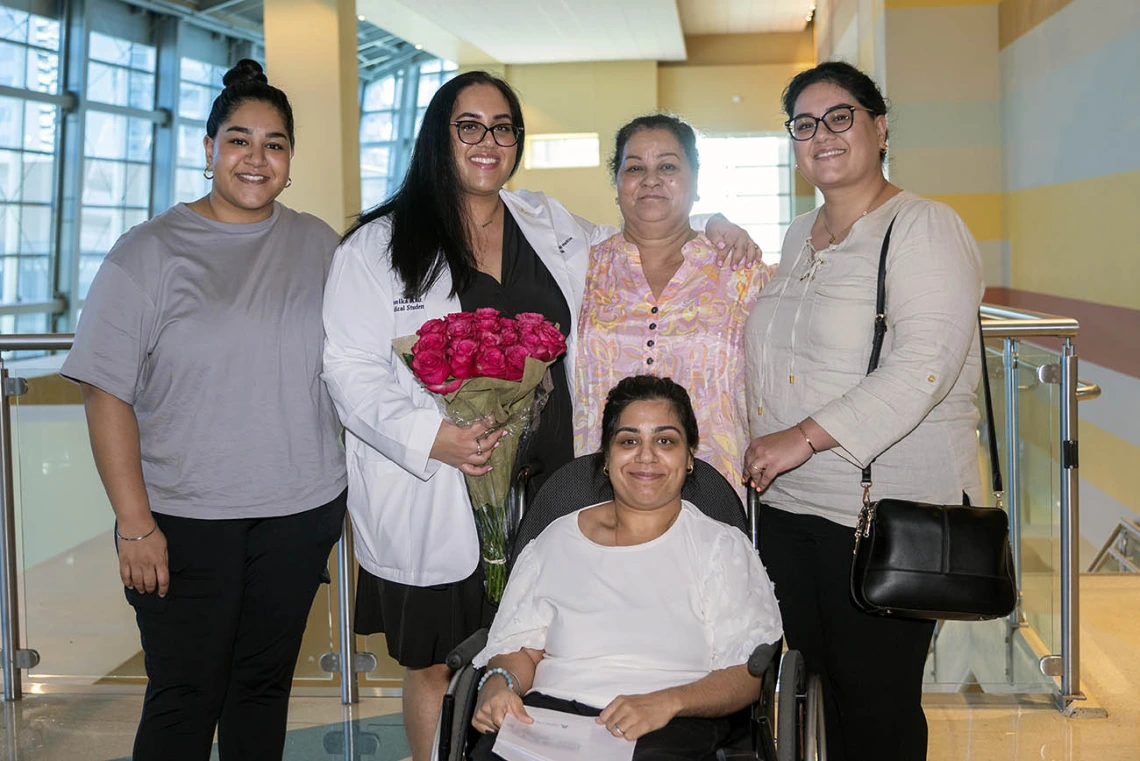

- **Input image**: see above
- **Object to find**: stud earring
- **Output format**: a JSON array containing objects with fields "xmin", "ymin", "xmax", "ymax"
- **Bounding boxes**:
[{"xmin": 203, "ymin": 168, "xmax": 214, "ymax": 180}]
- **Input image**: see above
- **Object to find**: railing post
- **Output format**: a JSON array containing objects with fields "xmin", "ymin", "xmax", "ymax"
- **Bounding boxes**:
[
  {"xmin": 1059, "ymin": 339, "xmax": 1082, "ymax": 708},
  {"xmin": 1003, "ymin": 338, "xmax": 1022, "ymax": 594},
  {"xmin": 0, "ymin": 363, "xmax": 23, "ymax": 700},
  {"xmin": 337, "ymin": 516, "xmax": 359, "ymax": 705}
]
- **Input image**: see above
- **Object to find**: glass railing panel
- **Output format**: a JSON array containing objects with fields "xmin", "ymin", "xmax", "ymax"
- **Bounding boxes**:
[
  {"xmin": 4, "ymin": 355, "xmax": 339, "ymax": 689},
  {"xmin": 360, "ymin": 633, "xmax": 405, "ymax": 690},
  {"xmin": 1015, "ymin": 343, "xmax": 1062, "ymax": 664},
  {"xmin": 923, "ymin": 338, "xmax": 1056, "ymax": 694}
]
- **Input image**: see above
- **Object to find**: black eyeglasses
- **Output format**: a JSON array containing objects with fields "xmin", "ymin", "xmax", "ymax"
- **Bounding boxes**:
[
  {"xmin": 450, "ymin": 120, "xmax": 523, "ymax": 147},
  {"xmin": 784, "ymin": 105, "xmax": 876, "ymax": 141}
]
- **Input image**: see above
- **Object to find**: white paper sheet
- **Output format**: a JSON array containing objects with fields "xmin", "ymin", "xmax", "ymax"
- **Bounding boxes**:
[{"xmin": 492, "ymin": 706, "xmax": 636, "ymax": 761}]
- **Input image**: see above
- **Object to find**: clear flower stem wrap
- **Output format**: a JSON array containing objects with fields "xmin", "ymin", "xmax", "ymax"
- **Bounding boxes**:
[{"xmin": 396, "ymin": 332, "xmax": 556, "ymax": 603}]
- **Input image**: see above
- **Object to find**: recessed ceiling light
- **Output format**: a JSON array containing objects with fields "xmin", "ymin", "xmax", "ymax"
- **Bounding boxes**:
[{"xmin": 414, "ymin": 43, "xmax": 423, "ymax": 50}]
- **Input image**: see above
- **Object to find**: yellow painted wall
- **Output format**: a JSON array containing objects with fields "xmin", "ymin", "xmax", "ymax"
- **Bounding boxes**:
[
  {"xmin": 502, "ymin": 61, "xmax": 658, "ymax": 227},
  {"xmin": 264, "ymin": 0, "xmax": 360, "ymax": 231},
  {"xmin": 1007, "ymin": 170, "xmax": 1140, "ymax": 311},
  {"xmin": 658, "ymin": 63, "xmax": 812, "ymax": 134}
]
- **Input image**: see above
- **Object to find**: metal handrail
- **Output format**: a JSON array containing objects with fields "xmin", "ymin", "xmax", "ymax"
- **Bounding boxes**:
[
  {"xmin": 0, "ymin": 334, "xmax": 359, "ymax": 703},
  {"xmin": 980, "ymin": 303, "xmax": 1084, "ymax": 709},
  {"xmin": 1088, "ymin": 519, "xmax": 1140, "ymax": 573},
  {"xmin": 981, "ymin": 305, "xmax": 1080, "ymax": 337}
]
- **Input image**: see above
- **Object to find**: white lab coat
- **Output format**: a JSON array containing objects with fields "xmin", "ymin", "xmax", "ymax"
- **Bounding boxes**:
[{"xmin": 321, "ymin": 189, "xmax": 613, "ymax": 586}]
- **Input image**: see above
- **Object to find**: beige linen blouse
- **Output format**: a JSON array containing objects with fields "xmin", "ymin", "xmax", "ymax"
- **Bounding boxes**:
[{"xmin": 744, "ymin": 192, "xmax": 985, "ymax": 528}]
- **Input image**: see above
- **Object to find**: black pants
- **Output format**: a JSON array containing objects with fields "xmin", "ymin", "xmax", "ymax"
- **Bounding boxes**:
[
  {"xmin": 758, "ymin": 507, "xmax": 935, "ymax": 761},
  {"xmin": 126, "ymin": 490, "xmax": 347, "ymax": 761},
  {"xmin": 470, "ymin": 692, "xmax": 749, "ymax": 761}
]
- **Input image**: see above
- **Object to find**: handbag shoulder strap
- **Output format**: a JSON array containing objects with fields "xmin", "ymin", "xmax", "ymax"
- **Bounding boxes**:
[{"xmin": 860, "ymin": 218, "xmax": 1002, "ymax": 499}]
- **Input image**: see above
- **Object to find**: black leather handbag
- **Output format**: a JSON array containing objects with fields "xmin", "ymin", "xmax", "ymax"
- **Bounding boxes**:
[{"xmin": 849, "ymin": 218, "xmax": 1018, "ymax": 621}]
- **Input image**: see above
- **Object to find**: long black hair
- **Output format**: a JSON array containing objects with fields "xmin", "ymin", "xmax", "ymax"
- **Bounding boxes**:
[
  {"xmin": 344, "ymin": 71, "xmax": 525, "ymax": 300},
  {"xmin": 206, "ymin": 59, "xmax": 295, "ymax": 145}
]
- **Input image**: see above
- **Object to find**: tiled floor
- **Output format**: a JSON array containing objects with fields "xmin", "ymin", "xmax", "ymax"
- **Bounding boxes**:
[{"xmin": 2, "ymin": 575, "xmax": 1137, "ymax": 761}]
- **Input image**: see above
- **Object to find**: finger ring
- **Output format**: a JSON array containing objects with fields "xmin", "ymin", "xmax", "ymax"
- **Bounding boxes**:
[
  {"xmin": 614, "ymin": 725, "xmax": 625, "ymax": 736},
  {"xmin": 477, "ymin": 442, "xmax": 483, "ymax": 457}
]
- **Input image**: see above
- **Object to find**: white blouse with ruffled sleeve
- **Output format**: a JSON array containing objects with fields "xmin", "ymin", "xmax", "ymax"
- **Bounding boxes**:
[{"xmin": 473, "ymin": 500, "xmax": 783, "ymax": 709}]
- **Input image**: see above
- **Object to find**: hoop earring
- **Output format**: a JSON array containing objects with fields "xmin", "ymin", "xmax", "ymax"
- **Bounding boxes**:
[
  {"xmin": 603, "ymin": 465, "xmax": 609, "ymax": 476},
  {"xmin": 285, "ymin": 177, "xmax": 292, "ymax": 188},
  {"xmin": 686, "ymin": 463, "xmax": 694, "ymax": 475},
  {"xmin": 203, "ymin": 168, "xmax": 214, "ymax": 180}
]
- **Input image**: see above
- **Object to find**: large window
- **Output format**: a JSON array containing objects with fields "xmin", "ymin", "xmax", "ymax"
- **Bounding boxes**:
[
  {"xmin": 692, "ymin": 135, "xmax": 794, "ymax": 262},
  {"xmin": 174, "ymin": 58, "xmax": 226, "ymax": 204},
  {"xmin": 0, "ymin": 2, "xmax": 60, "ymax": 332},
  {"xmin": 359, "ymin": 58, "xmax": 456, "ymax": 209},
  {"xmin": 0, "ymin": 0, "xmax": 250, "ymax": 331}
]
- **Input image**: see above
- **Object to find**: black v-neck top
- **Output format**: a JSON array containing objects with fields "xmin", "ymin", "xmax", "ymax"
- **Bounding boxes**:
[{"xmin": 458, "ymin": 209, "xmax": 574, "ymax": 496}]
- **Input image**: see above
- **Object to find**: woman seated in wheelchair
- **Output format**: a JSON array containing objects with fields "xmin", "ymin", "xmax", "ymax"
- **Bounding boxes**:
[{"xmin": 470, "ymin": 375, "xmax": 783, "ymax": 760}]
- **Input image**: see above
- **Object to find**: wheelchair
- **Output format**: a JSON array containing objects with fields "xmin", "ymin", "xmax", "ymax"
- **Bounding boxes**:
[{"xmin": 433, "ymin": 455, "xmax": 826, "ymax": 761}]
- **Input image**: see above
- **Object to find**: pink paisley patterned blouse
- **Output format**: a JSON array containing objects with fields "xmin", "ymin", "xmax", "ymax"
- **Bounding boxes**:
[{"xmin": 573, "ymin": 232, "xmax": 772, "ymax": 494}]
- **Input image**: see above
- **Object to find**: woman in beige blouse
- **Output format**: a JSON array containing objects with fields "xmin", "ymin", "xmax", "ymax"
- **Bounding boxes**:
[{"xmin": 742, "ymin": 62, "xmax": 984, "ymax": 761}]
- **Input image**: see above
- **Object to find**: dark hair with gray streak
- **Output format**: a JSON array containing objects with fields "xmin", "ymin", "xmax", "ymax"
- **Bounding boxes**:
[{"xmin": 608, "ymin": 113, "xmax": 700, "ymax": 182}]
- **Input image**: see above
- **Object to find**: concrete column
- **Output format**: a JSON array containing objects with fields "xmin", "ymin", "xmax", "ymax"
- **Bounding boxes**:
[{"xmin": 263, "ymin": 0, "xmax": 361, "ymax": 232}]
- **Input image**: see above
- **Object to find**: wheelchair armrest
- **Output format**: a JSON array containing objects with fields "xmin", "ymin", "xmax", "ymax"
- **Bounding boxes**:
[
  {"xmin": 747, "ymin": 641, "xmax": 780, "ymax": 678},
  {"xmin": 445, "ymin": 628, "xmax": 489, "ymax": 671}
]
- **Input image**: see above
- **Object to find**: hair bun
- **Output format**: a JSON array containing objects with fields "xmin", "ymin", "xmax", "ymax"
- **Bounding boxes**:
[{"xmin": 223, "ymin": 59, "xmax": 269, "ymax": 88}]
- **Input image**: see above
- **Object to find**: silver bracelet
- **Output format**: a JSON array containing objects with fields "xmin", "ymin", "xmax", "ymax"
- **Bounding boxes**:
[
  {"xmin": 477, "ymin": 667, "xmax": 519, "ymax": 695},
  {"xmin": 116, "ymin": 522, "xmax": 158, "ymax": 542}
]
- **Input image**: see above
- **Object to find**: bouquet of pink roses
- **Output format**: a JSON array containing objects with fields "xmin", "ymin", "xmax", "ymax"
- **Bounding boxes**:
[{"xmin": 394, "ymin": 308, "xmax": 566, "ymax": 602}]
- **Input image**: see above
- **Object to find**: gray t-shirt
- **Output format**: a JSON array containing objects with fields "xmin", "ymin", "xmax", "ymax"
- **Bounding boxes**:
[{"xmin": 62, "ymin": 202, "xmax": 347, "ymax": 519}]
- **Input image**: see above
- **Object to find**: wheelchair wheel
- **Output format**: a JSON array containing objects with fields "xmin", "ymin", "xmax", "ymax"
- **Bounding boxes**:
[
  {"xmin": 774, "ymin": 651, "xmax": 827, "ymax": 761},
  {"xmin": 437, "ymin": 665, "xmax": 482, "ymax": 761},
  {"xmin": 775, "ymin": 650, "xmax": 805, "ymax": 761},
  {"xmin": 803, "ymin": 673, "xmax": 827, "ymax": 760}
]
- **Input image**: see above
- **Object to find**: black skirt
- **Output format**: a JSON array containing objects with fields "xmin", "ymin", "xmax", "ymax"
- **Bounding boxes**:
[{"xmin": 354, "ymin": 563, "xmax": 497, "ymax": 668}]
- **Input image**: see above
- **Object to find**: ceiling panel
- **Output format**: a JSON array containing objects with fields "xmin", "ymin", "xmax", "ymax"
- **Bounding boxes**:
[
  {"xmin": 677, "ymin": 0, "xmax": 813, "ymax": 35},
  {"xmin": 374, "ymin": 0, "xmax": 687, "ymax": 64}
]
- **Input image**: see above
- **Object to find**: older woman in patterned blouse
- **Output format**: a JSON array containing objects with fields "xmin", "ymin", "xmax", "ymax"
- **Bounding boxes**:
[{"xmin": 573, "ymin": 114, "xmax": 772, "ymax": 492}]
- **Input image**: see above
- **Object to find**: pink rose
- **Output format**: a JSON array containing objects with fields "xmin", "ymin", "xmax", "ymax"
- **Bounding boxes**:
[
  {"xmin": 416, "ymin": 318, "xmax": 447, "ymax": 336},
  {"xmin": 449, "ymin": 338, "xmax": 479, "ymax": 380},
  {"xmin": 516, "ymin": 312, "xmax": 545, "ymax": 324},
  {"xmin": 410, "ymin": 348, "xmax": 450, "ymax": 387},
  {"xmin": 479, "ymin": 330, "xmax": 503, "ymax": 347},
  {"xmin": 517, "ymin": 325, "xmax": 544, "ymax": 358},
  {"xmin": 536, "ymin": 323, "xmax": 567, "ymax": 361},
  {"xmin": 498, "ymin": 320, "xmax": 520, "ymax": 347},
  {"xmin": 412, "ymin": 332, "xmax": 446, "ymax": 354},
  {"xmin": 445, "ymin": 312, "xmax": 476, "ymax": 339},
  {"xmin": 474, "ymin": 307, "xmax": 501, "ymax": 320},
  {"xmin": 504, "ymin": 344, "xmax": 528, "ymax": 381},
  {"xmin": 475, "ymin": 317, "xmax": 500, "ymax": 335},
  {"xmin": 474, "ymin": 347, "xmax": 508, "ymax": 380}
]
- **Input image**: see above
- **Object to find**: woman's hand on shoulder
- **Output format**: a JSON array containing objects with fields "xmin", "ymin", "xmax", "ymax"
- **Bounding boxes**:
[
  {"xmin": 705, "ymin": 214, "xmax": 763, "ymax": 269},
  {"xmin": 117, "ymin": 522, "xmax": 170, "ymax": 597},
  {"xmin": 472, "ymin": 677, "xmax": 531, "ymax": 734},
  {"xmin": 597, "ymin": 691, "xmax": 682, "ymax": 741},
  {"xmin": 429, "ymin": 419, "xmax": 506, "ymax": 476}
]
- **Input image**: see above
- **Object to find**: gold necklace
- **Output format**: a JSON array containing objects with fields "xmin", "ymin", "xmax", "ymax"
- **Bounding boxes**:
[
  {"xmin": 479, "ymin": 200, "xmax": 502, "ymax": 229},
  {"xmin": 820, "ymin": 183, "xmax": 890, "ymax": 245}
]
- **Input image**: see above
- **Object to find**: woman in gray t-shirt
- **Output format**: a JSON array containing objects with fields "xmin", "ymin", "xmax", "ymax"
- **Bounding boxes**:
[{"xmin": 62, "ymin": 60, "xmax": 347, "ymax": 761}]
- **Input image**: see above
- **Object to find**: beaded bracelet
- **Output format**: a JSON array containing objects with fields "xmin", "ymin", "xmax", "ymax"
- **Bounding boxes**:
[{"xmin": 477, "ymin": 667, "xmax": 519, "ymax": 695}]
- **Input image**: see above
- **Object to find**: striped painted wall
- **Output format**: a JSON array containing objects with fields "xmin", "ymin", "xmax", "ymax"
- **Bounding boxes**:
[
  {"xmin": 813, "ymin": 0, "xmax": 1140, "ymax": 562},
  {"xmin": 998, "ymin": 0, "xmax": 1140, "ymax": 562}
]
